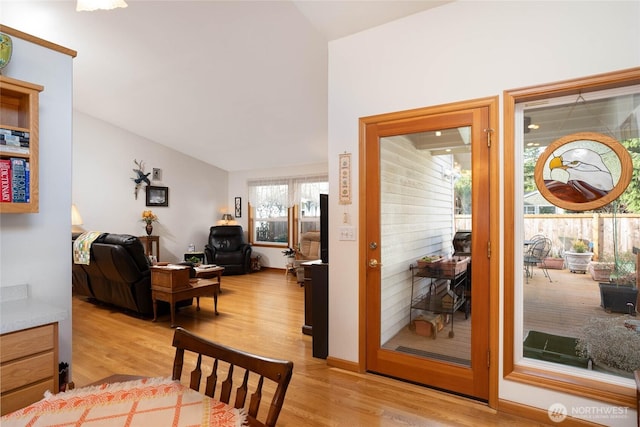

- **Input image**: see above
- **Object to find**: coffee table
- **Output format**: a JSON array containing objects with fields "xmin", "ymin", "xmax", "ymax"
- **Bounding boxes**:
[
  {"xmin": 195, "ymin": 265, "xmax": 224, "ymax": 291},
  {"xmin": 194, "ymin": 265, "xmax": 223, "ymax": 279},
  {"xmin": 151, "ymin": 266, "xmax": 224, "ymax": 327}
]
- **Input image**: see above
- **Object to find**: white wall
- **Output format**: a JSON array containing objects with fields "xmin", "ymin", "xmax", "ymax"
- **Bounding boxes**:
[
  {"xmin": 228, "ymin": 162, "xmax": 328, "ymax": 268},
  {"xmin": 0, "ymin": 37, "xmax": 74, "ymax": 366},
  {"xmin": 328, "ymin": 1, "xmax": 639, "ymax": 425},
  {"xmin": 73, "ymin": 112, "xmax": 228, "ymax": 261}
]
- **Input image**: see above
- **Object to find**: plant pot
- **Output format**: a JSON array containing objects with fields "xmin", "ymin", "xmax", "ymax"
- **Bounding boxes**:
[
  {"xmin": 598, "ymin": 282, "xmax": 638, "ymax": 314},
  {"xmin": 564, "ymin": 251, "xmax": 593, "ymax": 274},
  {"xmin": 588, "ymin": 262, "xmax": 613, "ymax": 281},
  {"xmin": 543, "ymin": 257, "xmax": 564, "ymax": 270}
]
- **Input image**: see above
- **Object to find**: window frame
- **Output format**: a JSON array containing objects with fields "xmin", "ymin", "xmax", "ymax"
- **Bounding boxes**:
[
  {"xmin": 248, "ymin": 176, "xmax": 328, "ymax": 249},
  {"xmin": 247, "ymin": 180, "xmax": 290, "ymax": 247},
  {"xmin": 503, "ymin": 67, "xmax": 640, "ymax": 407}
]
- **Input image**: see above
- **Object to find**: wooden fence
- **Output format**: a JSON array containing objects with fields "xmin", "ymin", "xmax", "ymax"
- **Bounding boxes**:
[{"xmin": 455, "ymin": 214, "xmax": 640, "ymax": 260}]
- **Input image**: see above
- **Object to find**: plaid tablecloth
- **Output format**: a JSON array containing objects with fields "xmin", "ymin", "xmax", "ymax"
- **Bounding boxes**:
[{"xmin": 1, "ymin": 377, "xmax": 246, "ymax": 427}]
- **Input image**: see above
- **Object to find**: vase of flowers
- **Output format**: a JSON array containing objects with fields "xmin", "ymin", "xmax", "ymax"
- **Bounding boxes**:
[{"xmin": 141, "ymin": 210, "xmax": 158, "ymax": 235}]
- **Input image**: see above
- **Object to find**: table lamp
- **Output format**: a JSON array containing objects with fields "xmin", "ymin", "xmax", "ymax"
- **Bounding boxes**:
[{"xmin": 71, "ymin": 204, "xmax": 85, "ymax": 233}]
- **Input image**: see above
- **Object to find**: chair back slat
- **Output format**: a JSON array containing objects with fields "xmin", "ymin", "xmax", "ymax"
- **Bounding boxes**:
[
  {"xmin": 172, "ymin": 348, "xmax": 184, "ymax": 382},
  {"xmin": 220, "ymin": 365, "xmax": 234, "ymax": 403},
  {"xmin": 234, "ymin": 370, "xmax": 250, "ymax": 408},
  {"xmin": 172, "ymin": 328, "xmax": 293, "ymax": 427},
  {"xmin": 205, "ymin": 368, "xmax": 217, "ymax": 397},
  {"xmin": 248, "ymin": 377, "xmax": 263, "ymax": 418},
  {"xmin": 189, "ymin": 354, "xmax": 203, "ymax": 392}
]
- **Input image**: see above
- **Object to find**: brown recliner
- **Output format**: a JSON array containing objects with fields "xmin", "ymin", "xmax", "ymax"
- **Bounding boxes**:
[
  {"xmin": 204, "ymin": 225, "xmax": 252, "ymax": 274},
  {"xmin": 295, "ymin": 231, "xmax": 321, "ymax": 283},
  {"xmin": 72, "ymin": 233, "xmax": 189, "ymax": 317}
]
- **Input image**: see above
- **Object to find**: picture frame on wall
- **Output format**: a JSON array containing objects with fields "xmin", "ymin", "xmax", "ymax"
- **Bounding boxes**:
[
  {"xmin": 146, "ymin": 186, "xmax": 169, "ymax": 207},
  {"xmin": 235, "ymin": 197, "xmax": 241, "ymax": 218}
]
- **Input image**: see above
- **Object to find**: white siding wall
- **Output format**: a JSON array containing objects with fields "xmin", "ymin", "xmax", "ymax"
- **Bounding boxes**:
[{"xmin": 380, "ymin": 136, "xmax": 454, "ymax": 342}]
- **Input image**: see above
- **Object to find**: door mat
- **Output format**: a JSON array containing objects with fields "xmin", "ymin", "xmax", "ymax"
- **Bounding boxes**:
[{"xmin": 396, "ymin": 346, "xmax": 470, "ymax": 367}]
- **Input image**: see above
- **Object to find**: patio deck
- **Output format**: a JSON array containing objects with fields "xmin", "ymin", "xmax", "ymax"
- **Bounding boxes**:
[{"xmin": 524, "ymin": 264, "xmax": 637, "ymax": 337}]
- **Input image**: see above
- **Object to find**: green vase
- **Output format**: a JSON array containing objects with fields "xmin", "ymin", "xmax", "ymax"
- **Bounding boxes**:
[{"xmin": 0, "ymin": 33, "xmax": 12, "ymax": 70}]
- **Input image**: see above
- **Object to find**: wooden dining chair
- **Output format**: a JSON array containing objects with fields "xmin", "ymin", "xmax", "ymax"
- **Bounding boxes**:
[{"xmin": 171, "ymin": 327, "xmax": 294, "ymax": 427}]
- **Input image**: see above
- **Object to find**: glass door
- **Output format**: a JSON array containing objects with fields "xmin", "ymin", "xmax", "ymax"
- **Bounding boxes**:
[{"xmin": 362, "ymin": 102, "xmax": 492, "ymax": 400}]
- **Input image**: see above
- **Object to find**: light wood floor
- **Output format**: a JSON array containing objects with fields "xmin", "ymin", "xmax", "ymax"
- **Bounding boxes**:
[{"xmin": 72, "ymin": 269, "xmax": 549, "ymax": 426}]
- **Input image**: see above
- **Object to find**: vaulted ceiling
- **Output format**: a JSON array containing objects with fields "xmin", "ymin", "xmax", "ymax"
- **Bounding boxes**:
[{"xmin": 1, "ymin": 0, "xmax": 449, "ymax": 171}]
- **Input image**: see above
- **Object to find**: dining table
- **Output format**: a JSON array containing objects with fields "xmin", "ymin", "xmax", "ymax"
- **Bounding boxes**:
[{"xmin": 0, "ymin": 376, "xmax": 246, "ymax": 427}]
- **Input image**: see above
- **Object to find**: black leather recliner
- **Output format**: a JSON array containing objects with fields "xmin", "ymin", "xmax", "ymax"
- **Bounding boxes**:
[
  {"xmin": 72, "ymin": 233, "xmax": 190, "ymax": 316},
  {"xmin": 204, "ymin": 225, "xmax": 252, "ymax": 274}
]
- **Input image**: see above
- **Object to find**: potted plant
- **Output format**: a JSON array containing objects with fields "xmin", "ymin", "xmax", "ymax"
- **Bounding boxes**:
[
  {"xmin": 588, "ymin": 254, "xmax": 614, "ymax": 282},
  {"xmin": 564, "ymin": 239, "xmax": 593, "ymax": 274},
  {"xmin": 576, "ymin": 316, "xmax": 640, "ymax": 378},
  {"xmin": 543, "ymin": 248, "xmax": 565, "ymax": 270},
  {"xmin": 598, "ymin": 251, "xmax": 638, "ymax": 314},
  {"xmin": 282, "ymin": 247, "xmax": 296, "ymax": 276},
  {"xmin": 281, "ymin": 247, "xmax": 296, "ymax": 258}
]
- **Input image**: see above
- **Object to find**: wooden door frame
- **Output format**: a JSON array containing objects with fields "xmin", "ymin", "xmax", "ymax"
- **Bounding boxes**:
[{"xmin": 358, "ymin": 96, "xmax": 500, "ymax": 408}]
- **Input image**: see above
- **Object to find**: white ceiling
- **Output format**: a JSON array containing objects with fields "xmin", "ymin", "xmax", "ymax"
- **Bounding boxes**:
[{"xmin": 1, "ymin": 0, "xmax": 449, "ymax": 172}]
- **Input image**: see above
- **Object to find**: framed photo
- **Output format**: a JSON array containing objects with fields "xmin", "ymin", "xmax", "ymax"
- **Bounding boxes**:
[
  {"xmin": 534, "ymin": 132, "xmax": 632, "ymax": 211},
  {"xmin": 235, "ymin": 197, "xmax": 242, "ymax": 218},
  {"xmin": 146, "ymin": 186, "xmax": 169, "ymax": 207}
]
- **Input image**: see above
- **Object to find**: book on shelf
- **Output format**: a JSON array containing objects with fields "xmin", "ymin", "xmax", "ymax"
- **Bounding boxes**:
[
  {"xmin": 10, "ymin": 157, "xmax": 27, "ymax": 203},
  {"xmin": 25, "ymin": 161, "xmax": 30, "ymax": 203},
  {"xmin": 0, "ymin": 128, "xmax": 30, "ymax": 139},
  {"xmin": 0, "ymin": 159, "xmax": 11, "ymax": 202},
  {"xmin": 0, "ymin": 134, "xmax": 30, "ymax": 145},
  {"xmin": 0, "ymin": 145, "xmax": 29, "ymax": 155}
]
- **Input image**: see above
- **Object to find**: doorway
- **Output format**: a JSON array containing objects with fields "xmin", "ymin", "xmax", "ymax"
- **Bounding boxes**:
[{"xmin": 360, "ymin": 98, "xmax": 498, "ymax": 401}]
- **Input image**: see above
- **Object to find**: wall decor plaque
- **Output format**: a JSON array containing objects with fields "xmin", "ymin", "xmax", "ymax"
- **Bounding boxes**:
[{"xmin": 339, "ymin": 152, "xmax": 351, "ymax": 205}]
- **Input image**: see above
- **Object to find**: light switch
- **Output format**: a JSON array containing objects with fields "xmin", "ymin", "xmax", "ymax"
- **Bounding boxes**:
[{"xmin": 339, "ymin": 226, "xmax": 356, "ymax": 241}]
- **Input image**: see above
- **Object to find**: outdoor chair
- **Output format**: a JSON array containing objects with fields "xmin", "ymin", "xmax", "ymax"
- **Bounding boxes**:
[
  {"xmin": 172, "ymin": 327, "xmax": 294, "ymax": 427},
  {"xmin": 524, "ymin": 237, "xmax": 552, "ymax": 283}
]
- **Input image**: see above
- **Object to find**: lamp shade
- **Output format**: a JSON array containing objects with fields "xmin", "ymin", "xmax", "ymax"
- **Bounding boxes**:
[
  {"xmin": 71, "ymin": 204, "xmax": 83, "ymax": 226},
  {"xmin": 76, "ymin": 0, "xmax": 128, "ymax": 11},
  {"xmin": 221, "ymin": 214, "xmax": 233, "ymax": 224}
]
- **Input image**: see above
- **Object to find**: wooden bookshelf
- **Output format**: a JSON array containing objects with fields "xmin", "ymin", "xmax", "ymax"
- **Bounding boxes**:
[{"xmin": 0, "ymin": 76, "xmax": 44, "ymax": 213}]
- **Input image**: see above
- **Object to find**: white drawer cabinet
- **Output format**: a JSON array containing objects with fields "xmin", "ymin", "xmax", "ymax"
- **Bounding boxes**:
[{"xmin": 0, "ymin": 323, "xmax": 58, "ymax": 415}]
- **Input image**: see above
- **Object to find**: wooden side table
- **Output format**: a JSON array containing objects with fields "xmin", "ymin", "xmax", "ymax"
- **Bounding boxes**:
[
  {"xmin": 285, "ymin": 256, "xmax": 296, "ymax": 278},
  {"xmin": 194, "ymin": 265, "xmax": 224, "ymax": 290},
  {"xmin": 151, "ymin": 267, "xmax": 224, "ymax": 327},
  {"xmin": 139, "ymin": 235, "xmax": 160, "ymax": 261}
]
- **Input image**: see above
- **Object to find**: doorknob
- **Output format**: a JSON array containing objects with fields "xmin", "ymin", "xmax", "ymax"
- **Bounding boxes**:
[{"xmin": 369, "ymin": 259, "xmax": 382, "ymax": 268}]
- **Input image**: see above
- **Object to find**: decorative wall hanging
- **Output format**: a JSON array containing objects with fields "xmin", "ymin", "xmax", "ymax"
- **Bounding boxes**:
[
  {"xmin": 146, "ymin": 186, "xmax": 169, "ymax": 207},
  {"xmin": 234, "ymin": 197, "xmax": 242, "ymax": 218},
  {"xmin": 534, "ymin": 132, "xmax": 633, "ymax": 211},
  {"xmin": 339, "ymin": 152, "xmax": 352, "ymax": 205},
  {"xmin": 131, "ymin": 159, "xmax": 150, "ymax": 200}
]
